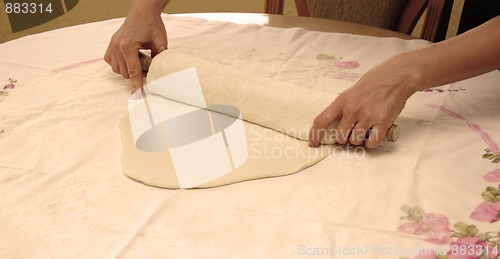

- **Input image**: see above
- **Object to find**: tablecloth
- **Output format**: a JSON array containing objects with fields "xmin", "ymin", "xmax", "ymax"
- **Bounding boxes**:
[{"xmin": 1, "ymin": 14, "xmax": 499, "ymax": 259}]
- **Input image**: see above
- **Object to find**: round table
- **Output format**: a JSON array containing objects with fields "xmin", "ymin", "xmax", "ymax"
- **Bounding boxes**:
[{"xmin": 173, "ymin": 12, "xmax": 415, "ymax": 39}]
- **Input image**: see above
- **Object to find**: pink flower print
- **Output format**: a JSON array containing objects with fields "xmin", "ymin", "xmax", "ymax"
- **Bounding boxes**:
[
  {"xmin": 334, "ymin": 61, "xmax": 359, "ymax": 69},
  {"xmin": 398, "ymin": 221, "xmax": 425, "ymax": 234},
  {"xmin": 470, "ymin": 201, "xmax": 500, "ymax": 223},
  {"xmin": 3, "ymin": 78, "xmax": 16, "ymax": 90},
  {"xmin": 398, "ymin": 213, "xmax": 452, "ymax": 245},
  {"xmin": 421, "ymin": 213, "xmax": 453, "ymax": 245},
  {"xmin": 484, "ymin": 168, "xmax": 500, "ymax": 182},
  {"xmin": 3, "ymin": 84, "xmax": 14, "ymax": 90}
]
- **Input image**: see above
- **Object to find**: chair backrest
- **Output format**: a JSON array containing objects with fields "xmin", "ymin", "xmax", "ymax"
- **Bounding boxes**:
[
  {"xmin": 396, "ymin": 0, "xmax": 453, "ymax": 41},
  {"xmin": 265, "ymin": 0, "xmax": 453, "ymax": 42},
  {"xmin": 299, "ymin": 0, "xmax": 408, "ymax": 31},
  {"xmin": 265, "ymin": 0, "xmax": 284, "ymax": 16}
]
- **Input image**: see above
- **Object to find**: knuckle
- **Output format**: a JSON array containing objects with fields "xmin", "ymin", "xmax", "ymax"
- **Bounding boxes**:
[
  {"xmin": 313, "ymin": 116, "xmax": 327, "ymax": 128},
  {"xmin": 128, "ymin": 69, "xmax": 140, "ymax": 79},
  {"xmin": 112, "ymin": 40, "xmax": 122, "ymax": 50},
  {"xmin": 118, "ymin": 41, "xmax": 131, "ymax": 52}
]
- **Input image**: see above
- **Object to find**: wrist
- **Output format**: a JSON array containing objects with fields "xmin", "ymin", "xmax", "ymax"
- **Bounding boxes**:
[{"xmin": 390, "ymin": 52, "xmax": 426, "ymax": 97}]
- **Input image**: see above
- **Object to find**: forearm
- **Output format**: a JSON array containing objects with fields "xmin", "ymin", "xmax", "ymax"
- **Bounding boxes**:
[
  {"xmin": 129, "ymin": 0, "xmax": 170, "ymax": 16},
  {"xmin": 395, "ymin": 16, "xmax": 500, "ymax": 93}
]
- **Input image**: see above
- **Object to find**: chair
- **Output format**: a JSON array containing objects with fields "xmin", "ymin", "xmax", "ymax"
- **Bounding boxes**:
[{"xmin": 265, "ymin": 0, "xmax": 453, "ymax": 42}]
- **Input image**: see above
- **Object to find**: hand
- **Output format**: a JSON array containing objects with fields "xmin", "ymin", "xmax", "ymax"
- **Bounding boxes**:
[
  {"xmin": 309, "ymin": 56, "xmax": 420, "ymax": 148},
  {"xmin": 104, "ymin": 2, "xmax": 168, "ymax": 93}
]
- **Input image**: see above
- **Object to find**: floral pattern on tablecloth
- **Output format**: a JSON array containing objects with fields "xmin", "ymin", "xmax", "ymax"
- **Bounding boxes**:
[
  {"xmin": 0, "ymin": 78, "xmax": 17, "ymax": 136},
  {"xmin": 398, "ymin": 184, "xmax": 499, "ymax": 259},
  {"xmin": 1, "ymin": 78, "xmax": 16, "ymax": 98},
  {"xmin": 422, "ymin": 87, "xmax": 467, "ymax": 93},
  {"xmin": 484, "ymin": 149, "xmax": 500, "ymax": 164},
  {"xmin": 398, "ymin": 105, "xmax": 500, "ymax": 259}
]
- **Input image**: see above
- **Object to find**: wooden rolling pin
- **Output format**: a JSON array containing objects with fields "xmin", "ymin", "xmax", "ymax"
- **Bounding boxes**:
[{"xmin": 138, "ymin": 52, "xmax": 399, "ymax": 142}]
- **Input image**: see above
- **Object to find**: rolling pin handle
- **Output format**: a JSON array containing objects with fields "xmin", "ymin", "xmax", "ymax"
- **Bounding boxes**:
[
  {"xmin": 384, "ymin": 124, "xmax": 400, "ymax": 142},
  {"xmin": 139, "ymin": 52, "xmax": 152, "ymax": 72}
]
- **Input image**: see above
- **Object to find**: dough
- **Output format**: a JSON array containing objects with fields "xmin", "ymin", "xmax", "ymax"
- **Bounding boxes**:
[{"xmin": 120, "ymin": 50, "xmax": 338, "ymax": 189}]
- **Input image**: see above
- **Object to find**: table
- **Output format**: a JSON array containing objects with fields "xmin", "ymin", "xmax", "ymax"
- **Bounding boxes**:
[
  {"xmin": 1, "ymin": 13, "xmax": 498, "ymax": 259},
  {"xmin": 174, "ymin": 13, "xmax": 415, "ymax": 39}
]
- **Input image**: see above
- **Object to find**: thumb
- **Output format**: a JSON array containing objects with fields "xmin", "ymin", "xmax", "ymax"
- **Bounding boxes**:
[{"xmin": 150, "ymin": 39, "xmax": 168, "ymax": 58}]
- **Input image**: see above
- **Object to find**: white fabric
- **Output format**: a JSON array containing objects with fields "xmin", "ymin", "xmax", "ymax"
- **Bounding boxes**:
[{"xmin": 1, "ymin": 14, "xmax": 499, "ymax": 258}]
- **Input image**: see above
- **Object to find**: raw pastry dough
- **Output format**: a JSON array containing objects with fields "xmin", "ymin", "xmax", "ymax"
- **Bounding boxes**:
[{"xmin": 120, "ymin": 50, "xmax": 337, "ymax": 189}]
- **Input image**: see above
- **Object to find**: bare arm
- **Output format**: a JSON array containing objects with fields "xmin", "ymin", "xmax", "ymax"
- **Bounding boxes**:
[
  {"xmin": 309, "ymin": 16, "xmax": 500, "ymax": 148},
  {"xmin": 408, "ymin": 16, "xmax": 500, "ymax": 90},
  {"xmin": 104, "ymin": 0, "xmax": 170, "ymax": 92}
]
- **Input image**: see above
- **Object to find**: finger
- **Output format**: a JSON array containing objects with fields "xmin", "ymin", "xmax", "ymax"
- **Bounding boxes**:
[
  {"xmin": 349, "ymin": 122, "xmax": 370, "ymax": 146},
  {"xmin": 122, "ymin": 47, "xmax": 145, "ymax": 92},
  {"xmin": 309, "ymin": 124, "xmax": 325, "ymax": 147},
  {"xmin": 131, "ymin": 83, "xmax": 143, "ymax": 94},
  {"xmin": 335, "ymin": 117, "xmax": 357, "ymax": 145},
  {"xmin": 365, "ymin": 124, "xmax": 391, "ymax": 149},
  {"xmin": 309, "ymin": 103, "xmax": 341, "ymax": 147},
  {"xmin": 104, "ymin": 45, "xmax": 112, "ymax": 65},
  {"xmin": 110, "ymin": 51, "xmax": 120, "ymax": 75},
  {"xmin": 115, "ymin": 48, "xmax": 130, "ymax": 79}
]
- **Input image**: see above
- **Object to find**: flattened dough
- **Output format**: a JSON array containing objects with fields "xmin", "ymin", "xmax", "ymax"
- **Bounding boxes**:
[{"xmin": 120, "ymin": 50, "xmax": 338, "ymax": 189}]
